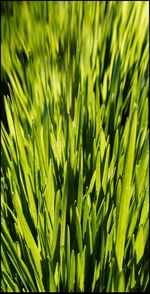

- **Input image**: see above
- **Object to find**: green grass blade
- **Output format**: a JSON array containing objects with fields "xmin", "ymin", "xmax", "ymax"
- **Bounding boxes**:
[{"xmin": 115, "ymin": 104, "xmax": 137, "ymax": 271}]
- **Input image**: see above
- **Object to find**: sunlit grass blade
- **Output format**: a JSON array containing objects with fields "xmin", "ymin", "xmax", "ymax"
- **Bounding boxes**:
[{"xmin": 115, "ymin": 104, "xmax": 137, "ymax": 271}]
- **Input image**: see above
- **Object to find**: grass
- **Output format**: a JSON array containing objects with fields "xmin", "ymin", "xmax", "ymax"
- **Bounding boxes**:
[{"xmin": 1, "ymin": 1, "xmax": 149, "ymax": 292}]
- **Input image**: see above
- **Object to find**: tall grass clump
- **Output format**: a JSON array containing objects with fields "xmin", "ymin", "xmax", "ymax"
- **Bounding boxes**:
[{"xmin": 1, "ymin": 1, "xmax": 149, "ymax": 292}]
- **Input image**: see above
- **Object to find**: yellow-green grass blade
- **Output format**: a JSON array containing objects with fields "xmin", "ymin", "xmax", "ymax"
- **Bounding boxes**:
[
  {"xmin": 69, "ymin": 250, "xmax": 75, "ymax": 292},
  {"xmin": 1, "ymin": 224, "xmax": 37, "ymax": 292},
  {"xmin": 115, "ymin": 104, "xmax": 137, "ymax": 271}
]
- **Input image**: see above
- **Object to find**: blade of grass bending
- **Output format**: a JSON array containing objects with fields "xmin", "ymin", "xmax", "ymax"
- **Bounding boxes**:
[{"xmin": 115, "ymin": 103, "xmax": 137, "ymax": 271}]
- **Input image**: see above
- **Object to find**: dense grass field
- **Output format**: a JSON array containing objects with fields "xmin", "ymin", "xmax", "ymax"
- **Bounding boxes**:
[{"xmin": 1, "ymin": 1, "xmax": 149, "ymax": 292}]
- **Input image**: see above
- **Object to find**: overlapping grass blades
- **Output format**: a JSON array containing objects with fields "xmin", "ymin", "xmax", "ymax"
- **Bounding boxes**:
[{"xmin": 1, "ymin": 1, "xmax": 149, "ymax": 292}]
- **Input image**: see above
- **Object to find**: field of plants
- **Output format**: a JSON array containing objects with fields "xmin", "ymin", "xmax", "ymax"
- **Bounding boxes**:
[{"xmin": 1, "ymin": 1, "xmax": 149, "ymax": 292}]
